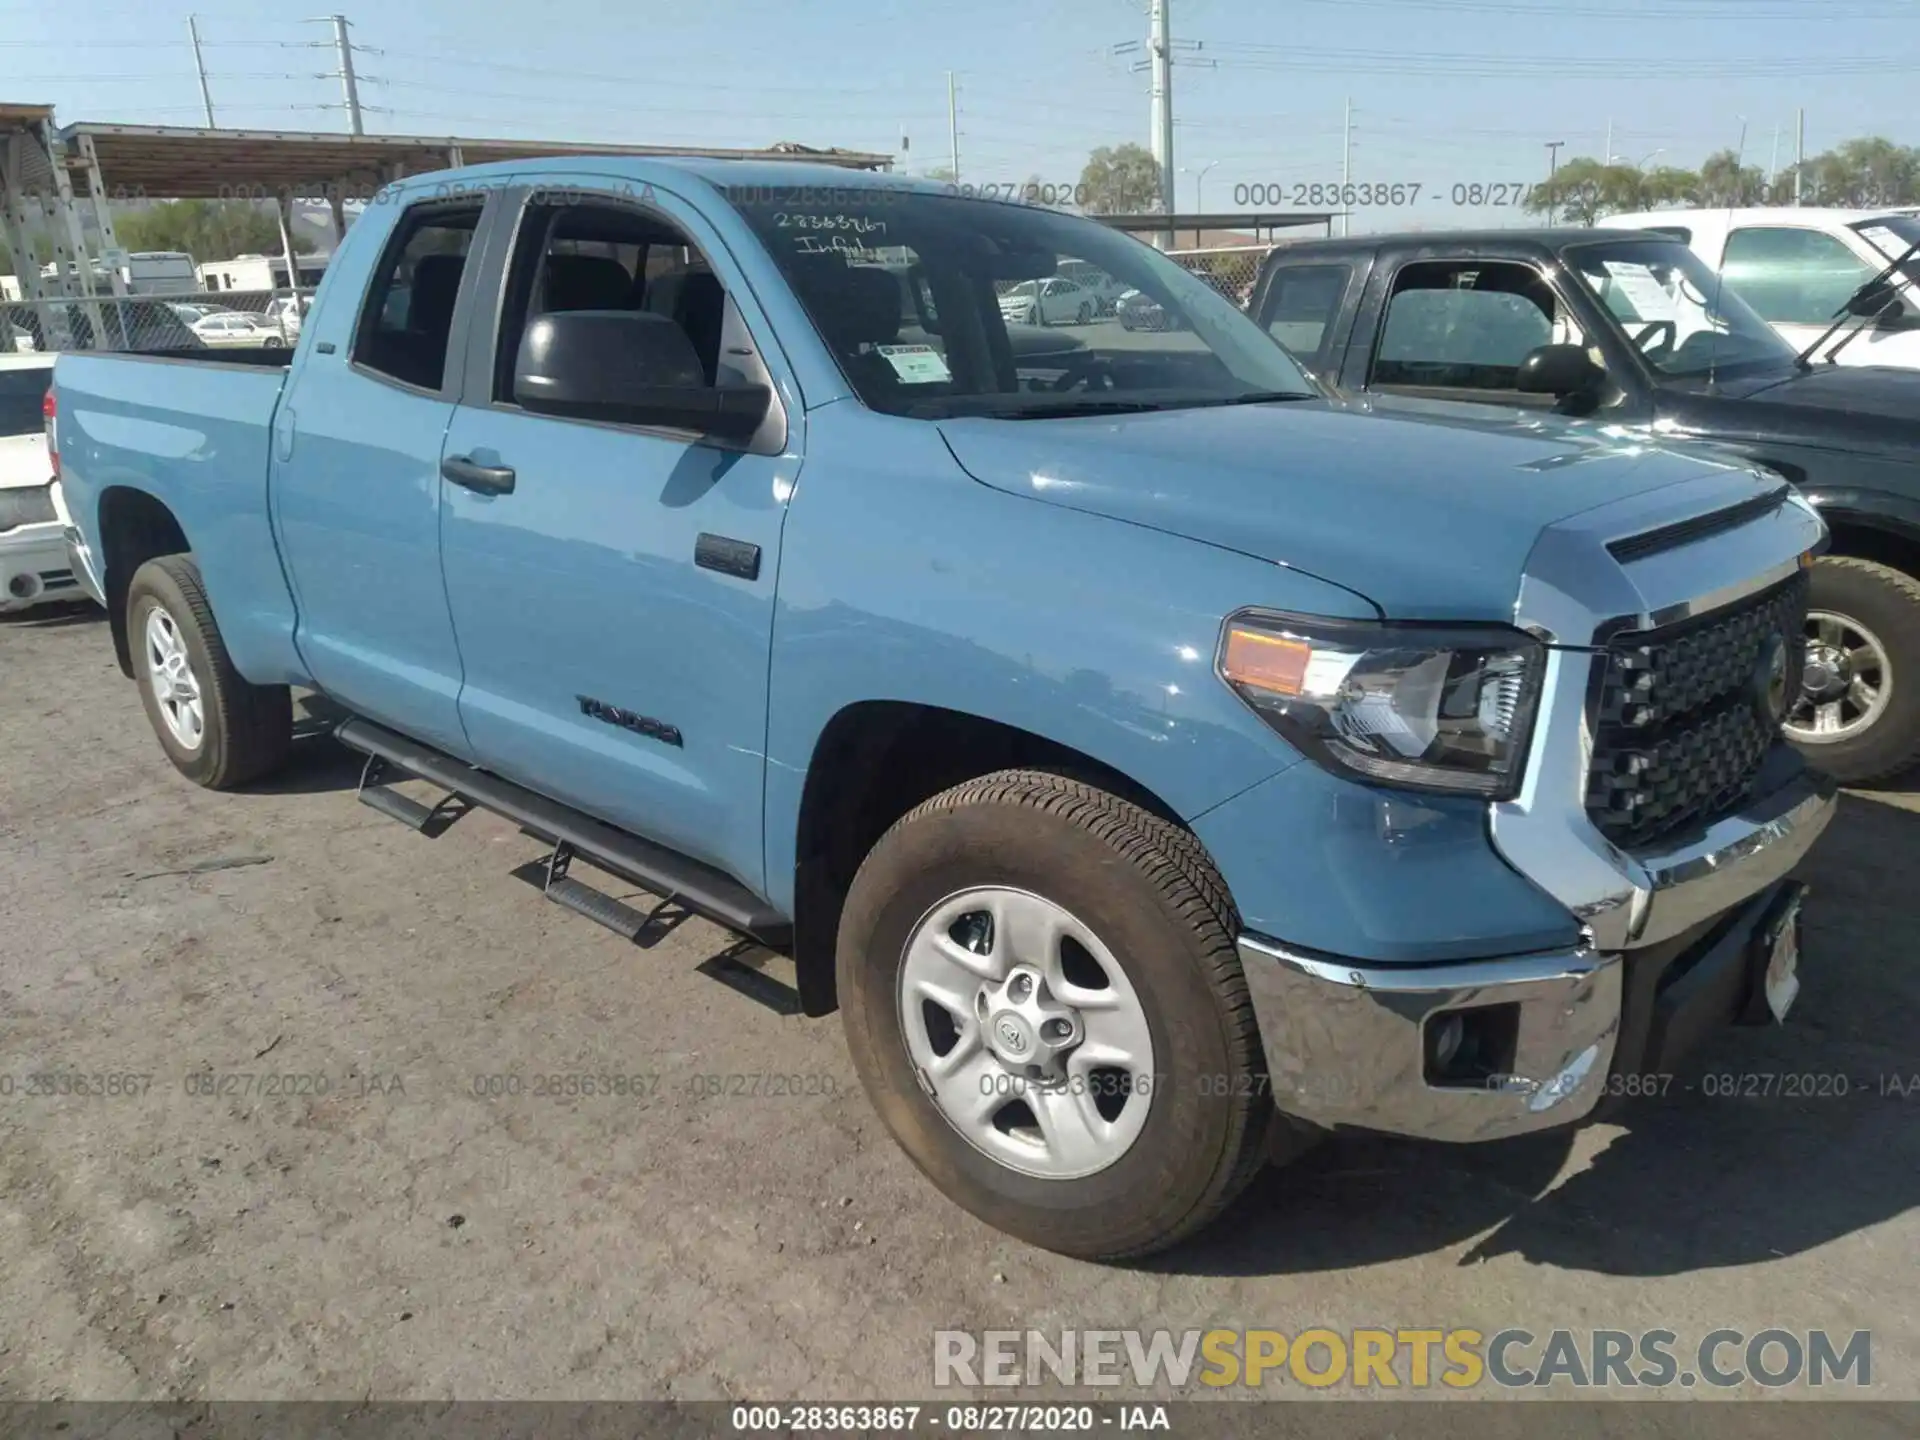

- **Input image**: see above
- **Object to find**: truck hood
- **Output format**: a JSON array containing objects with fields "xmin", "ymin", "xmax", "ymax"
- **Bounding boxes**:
[
  {"xmin": 937, "ymin": 397, "xmax": 1756, "ymax": 622},
  {"xmin": 1662, "ymin": 363, "xmax": 1920, "ymax": 458}
]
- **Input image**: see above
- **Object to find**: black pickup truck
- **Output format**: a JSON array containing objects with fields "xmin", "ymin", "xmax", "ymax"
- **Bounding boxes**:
[{"xmin": 1249, "ymin": 228, "xmax": 1920, "ymax": 784}]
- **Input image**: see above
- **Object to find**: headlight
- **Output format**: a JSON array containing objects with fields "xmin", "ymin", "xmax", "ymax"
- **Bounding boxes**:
[{"xmin": 1219, "ymin": 611, "xmax": 1545, "ymax": 799}]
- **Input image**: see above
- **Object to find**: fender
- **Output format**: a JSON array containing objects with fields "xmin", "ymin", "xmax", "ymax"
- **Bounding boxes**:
[{"xmin": 758, "ymin": 404, "xmax": 1375, "ymax": 918}]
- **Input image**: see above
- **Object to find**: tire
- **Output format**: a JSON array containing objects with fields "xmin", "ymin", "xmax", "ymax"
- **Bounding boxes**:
[
  {"xmin": 1076, "ymin": 302, "xmax": 1092, "ymax": 325},
  {"xmin": 128, "ymin": 554, "xmax": 292, "ymax": 789},
  {"xmin": 1786, "ymin": 556, "xmax": 1920, "ymax": 786},
  {"xmin": 264, "ymin": 336, "xmax": 285, "ymax": 349},
  {"xmin": 837, "ymin": 769, "xmax": 1272, "ymax": 1260}
]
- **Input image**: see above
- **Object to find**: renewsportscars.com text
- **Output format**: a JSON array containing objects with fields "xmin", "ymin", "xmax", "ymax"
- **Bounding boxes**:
[{"xmin": 934, "ymin": 1328, "xmax": 1872, "ymax": 1390}]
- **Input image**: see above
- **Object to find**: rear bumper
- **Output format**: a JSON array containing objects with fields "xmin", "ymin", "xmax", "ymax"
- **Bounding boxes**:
[{"xmin": 0, "ymin": 522, "xmax": 80, "ymax": 610}]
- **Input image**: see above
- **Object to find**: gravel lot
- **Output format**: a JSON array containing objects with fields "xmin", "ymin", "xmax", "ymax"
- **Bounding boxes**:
[{"xmin": 1, "ymin": 600, "xmax": 1915, "ymax": 1404}]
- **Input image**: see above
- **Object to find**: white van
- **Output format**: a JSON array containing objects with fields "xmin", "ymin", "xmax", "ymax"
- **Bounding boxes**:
[{"xmin": 1599, "ymin": 208, "xmax": 1920, "ymax": 368}]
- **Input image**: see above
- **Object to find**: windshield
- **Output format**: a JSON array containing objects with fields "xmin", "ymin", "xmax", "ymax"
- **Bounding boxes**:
[
  {"xmin": 728, "ymin": 188, "xmax": 1314, "ymax": 419},
  {"xmin": 1850, "ymin": 215, "xmax": 1920, "ymax": 278},
  {"xmin": 1562, "ymin": 237, "xmax": 1801, "ymax": 379}
]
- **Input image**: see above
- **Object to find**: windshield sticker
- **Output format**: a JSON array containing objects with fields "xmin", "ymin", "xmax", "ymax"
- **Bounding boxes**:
[
  {"xmin": 876, "ymin": 344, "xmax": 952, "ymax": 384},
  {"xmin": 1859, "ymin": 225, "xmax": 1909, "ymax": 260},
  {"xmin": 1601, "ymin": 261, "xmax": 1680, "ymax": 321}
]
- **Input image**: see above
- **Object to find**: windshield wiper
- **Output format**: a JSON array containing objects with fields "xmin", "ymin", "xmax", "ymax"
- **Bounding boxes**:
[
  {"xmin": 1795, "ymin": 237, "xmax": 1920, "ymax": 368},
  {"xmin": 1204, "ymin": 390, "xmax": 1318, "ymax": 407}
]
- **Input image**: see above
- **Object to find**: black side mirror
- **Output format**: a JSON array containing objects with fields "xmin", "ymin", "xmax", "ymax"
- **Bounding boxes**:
[
  {"xmin": 1846, "ymin": 280, "xmax": 1902, "ymax": 319},
  {"xmin": 1516, "ymin": 343, "xmax": 1607, "ymax": 398},
  {"xmin": 514, "ymin": 309, "xmax": 769, "ymax": 441}
]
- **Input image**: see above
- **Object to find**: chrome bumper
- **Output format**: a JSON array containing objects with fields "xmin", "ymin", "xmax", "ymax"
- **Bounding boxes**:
[
  {"xmin": 1237, "ymin": 762, "xmax": 1833, "ymax": 1143},
  {"xmin": 1238, "ymin": 938, "xmax": 1621, "ymax": 1142}
]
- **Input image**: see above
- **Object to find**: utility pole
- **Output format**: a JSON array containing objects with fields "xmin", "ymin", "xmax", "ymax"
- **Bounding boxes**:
[
  {"xmin": 1149, "ymin": 0, "xmax": 1175, "ymax": 243},
  {"xmin": 188, "ymin": 16, "xmax": 217, "ymax": 127},
  {"xmin": 319, "ymin": 14, "xmax": 364, "ymax": 136},
  {"xmin": 1544, "ymin": 140, "xmax": 1564, "ymax": 224},
  {"xmin": 1604, "ymin": 116, "xmax": 1613, "ymax": 164},
  {"xmin": 947, "ymin": 71, "xmax": 960, "ymax": 182},
  {"xmin": 1794, "ymin": 107, "xmax": 1806, "ymax": 205},
  {"xmin": 1340, "ymin": 96, "xmax": 1353, "ymax": 238},
  {"xmin": 1768, "ymin": 122, "xmax": 1781, "ymax": 188}
]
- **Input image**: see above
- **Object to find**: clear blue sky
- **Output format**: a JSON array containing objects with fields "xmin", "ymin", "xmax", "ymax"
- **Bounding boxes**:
[{"xmin": 5, "ymin": 0, "xmax": 1917, "ymax": 230}]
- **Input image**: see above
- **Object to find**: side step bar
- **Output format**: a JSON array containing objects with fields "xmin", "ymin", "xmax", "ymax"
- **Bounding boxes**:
[{"xmin": 336, "ymin": 717, "xmax": 791, "ymax": 948}]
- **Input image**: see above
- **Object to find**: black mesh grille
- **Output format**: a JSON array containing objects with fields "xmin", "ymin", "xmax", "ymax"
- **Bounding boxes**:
[{"xmin": 1586, "ymin": 573, "xmax": 1808, "ymax": 849}]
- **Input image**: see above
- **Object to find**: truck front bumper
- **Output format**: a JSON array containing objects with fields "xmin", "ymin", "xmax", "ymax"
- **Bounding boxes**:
[{"xmin": 1237, "ymin": 764, "xmax": 1835, "ymax": 1143}]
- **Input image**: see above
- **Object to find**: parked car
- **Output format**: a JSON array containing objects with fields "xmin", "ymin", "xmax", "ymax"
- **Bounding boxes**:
[
  {"xmin": 0, "ymin": 354, "xmax": 82, "ymax": 611},
  {"xmin": 1599, "ymin": 208, "xmax": 1920, "ymax": 370},
  {"xmin": 1115, "ymin": 287, "xmax": 1185, "ymax": 331},
  {"xmin": 1250, "ymin": 227, "xmax": 1920, "ymax": 783},
  {"xmin": 998, "ymin": 276, "xmax": 1095, "ymax": 326},
  {"xmin": 55, "ymin": 162, "xmax": 1831, "ymax": 1259},
  {"xmin": 1057, "ymin": 260, "xmax": 1129, "ymax": 315},
  {"xmin": 265, "ymin": 294, "xmax": 310, "ymax": 339},
  {"xmin": 192, "ymin": 312, "xmax": 287, "ymax": 349},
  {"xmin": 168, "ymin": 302, "xmax": 230, "ymax": 326}
]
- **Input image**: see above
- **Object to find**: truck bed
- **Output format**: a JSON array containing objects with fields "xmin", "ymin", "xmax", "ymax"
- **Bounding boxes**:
[{"xmin": 53, "ymin": 349, "xmax": 301, "ymax": 683}]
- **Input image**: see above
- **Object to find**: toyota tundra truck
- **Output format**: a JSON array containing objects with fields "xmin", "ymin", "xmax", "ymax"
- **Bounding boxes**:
[{"xmin": 52, "ymin": 159, "xmax": 1834, "ymax": 1259}]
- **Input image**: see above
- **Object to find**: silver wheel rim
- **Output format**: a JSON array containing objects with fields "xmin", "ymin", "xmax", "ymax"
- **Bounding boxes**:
[
  {"xmin": 897, "ymin": 887, "xmax": 1155, "ymax": 1181},
  {"xmin": 1787, "ymin": 609, "xmax": 1892, "ymax": 745},
  {"xmin": 144, "ymin": 603, "xmax": 205, "ymax": 751}
]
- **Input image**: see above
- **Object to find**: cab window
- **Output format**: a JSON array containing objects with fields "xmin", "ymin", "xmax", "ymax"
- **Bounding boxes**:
[{"xmin": 1722, "ymin": 227, "xmax": 1875, "ymax": 326}]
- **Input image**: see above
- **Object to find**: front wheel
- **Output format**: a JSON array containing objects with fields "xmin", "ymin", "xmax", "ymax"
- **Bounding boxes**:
[
  {"xmin": 837, "ymin": 770, "xmax": 1272, "ymax": 1260},
  {"xmin": 1075, "ymin": 301, "xmax": 1092, "ymax": 325},
  {"xmin": 128, "ymin": 555, "xmax": 292, "ymax": 788},
  {"xmin": 1786, "ymin": 556, "xmax": 1920, "ymax": 785}
]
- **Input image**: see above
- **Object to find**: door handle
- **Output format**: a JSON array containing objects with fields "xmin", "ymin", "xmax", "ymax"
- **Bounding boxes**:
[{"xmin": 441, "ymin": 455, "xmax": 516, "ymax": 496}]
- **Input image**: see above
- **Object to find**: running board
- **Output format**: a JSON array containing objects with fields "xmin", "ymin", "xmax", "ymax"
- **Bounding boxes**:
[{"xmin": 335, "ymin": 717, "xmax": 791, "ymax": 948}]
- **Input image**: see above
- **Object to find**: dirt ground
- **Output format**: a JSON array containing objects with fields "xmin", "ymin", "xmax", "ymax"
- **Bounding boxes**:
[{"xmin": 1, "ymin": 601, "xmax": 1915, "ymax": 1404}]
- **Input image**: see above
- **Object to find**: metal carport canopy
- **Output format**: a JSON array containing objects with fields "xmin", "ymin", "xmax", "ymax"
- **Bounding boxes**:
[{"xmin": 56, "ymin": 121, "xmax": 894, "ymax": 202}]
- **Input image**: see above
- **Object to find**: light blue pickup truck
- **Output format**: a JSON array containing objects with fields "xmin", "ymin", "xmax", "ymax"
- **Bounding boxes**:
[{"xmin": 53, "ymin": 159, "xmax": 1835, "ymax": 1258}]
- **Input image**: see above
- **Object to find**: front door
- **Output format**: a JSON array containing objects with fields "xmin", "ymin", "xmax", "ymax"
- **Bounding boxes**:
[
  {"xmin": 436, "ymin": 179, "xmax": 801, "ymax": 894},
  {"xmin": 271, "ymin": 193, "xmax": 501, "ymax": 758}
]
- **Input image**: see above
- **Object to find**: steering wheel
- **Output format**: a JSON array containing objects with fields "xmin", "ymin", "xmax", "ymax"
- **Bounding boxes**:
[
  {"xmin": 1046, "ymin": 353, "xmax": 1119, "ymax": 393},
  {"xmin": 1631, "ymin": 319, "xmax": 1678, "ymax": 361}
]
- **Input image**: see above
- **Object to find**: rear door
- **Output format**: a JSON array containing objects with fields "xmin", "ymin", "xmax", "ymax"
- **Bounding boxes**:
[
  {"xmin": 434, "ymin": 178, "xmax": 800, "ymax": 893},
  {"xmin": 270, "ymin": 191, "xmax": 508, "ymax": 758}
]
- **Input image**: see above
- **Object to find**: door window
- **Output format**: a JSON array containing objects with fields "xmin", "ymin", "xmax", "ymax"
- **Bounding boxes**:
[
  {"xmin": 1259, "ymin": 263, "xmax": 1351, "ymax": 369},
  {"xmin": 354, "ymin": 203, "xmax": 484, "ymax": 392},
  {"xmin": 492, "ymin": 199, "xmax": 733, "ymax": 401},
  {"xmin": 1722, "ymin": 227, "xmax": 1875, "ymax": 326},
  {"xmin": 1371, "ymin": 261, "xmax": 1572, "ymax": 392}
]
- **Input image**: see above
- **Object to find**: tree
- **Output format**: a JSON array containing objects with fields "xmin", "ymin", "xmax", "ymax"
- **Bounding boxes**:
[
  {"xmin": 1791, "ymin": 138, "xmax": 1920, "ymax": 207},
  {"xmin": 1079, "ymin": 144, "xmax": 1163, "ymax": 215},
  {"xmin": 114, "ymin": 200, "xmax": 314, "ymax": 264},
  {"xmin": 1523, "ymin": 157, "xmax": 1642, "ymax": 226},
  {"xmin": 1696, "ymin": 149, "xmax": 1769, "ymax": 207}
]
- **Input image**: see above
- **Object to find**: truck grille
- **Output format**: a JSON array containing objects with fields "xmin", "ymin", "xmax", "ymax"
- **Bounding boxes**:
[{"xmin": 1586, "ymin": 572, "xmax": 1808, "ymax": 849}]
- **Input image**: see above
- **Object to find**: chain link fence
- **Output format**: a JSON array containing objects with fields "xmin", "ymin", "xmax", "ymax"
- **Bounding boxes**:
[
  {"xmin": 4, "ymin": 288, "xmax": 315, "ymax": 355},
  {"xmin": 1163, "ymin": 245, "xmax": 1274, "ymax": 308}
]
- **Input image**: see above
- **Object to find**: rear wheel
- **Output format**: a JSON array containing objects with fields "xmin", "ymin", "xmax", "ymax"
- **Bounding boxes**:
[
  {"xmin": 128, "ymin": 555, "xmax": 292, "ymax": 789},
  {"xmin": 1075, "ymin": 301, "xmax": 1092, "ymax": 325},
  {"xmin": 1786, "ymin": 556, "xmax": 1920, "ymax": 785},
  {"xmin": 837, "ymin": 770, "xmax": 1272, "ymax": 1260}
]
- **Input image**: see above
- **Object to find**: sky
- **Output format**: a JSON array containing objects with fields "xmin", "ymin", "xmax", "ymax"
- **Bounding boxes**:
[{"xmin": 5, "ymin": 0, "xmax": 1918, "ymax": 232}]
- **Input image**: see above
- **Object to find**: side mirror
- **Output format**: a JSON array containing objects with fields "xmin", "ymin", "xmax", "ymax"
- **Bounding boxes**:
[
  {"xmin": 1846, "ymin": 280, "xmax": 1902, "ymax": 319},
  {"xmin": 513, "ymin": 309, "xmax": 769, "ymax": 441},
  {"xmin": 1515, "ymin": 343, "xmax": 1606, "ymax": 398}
]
